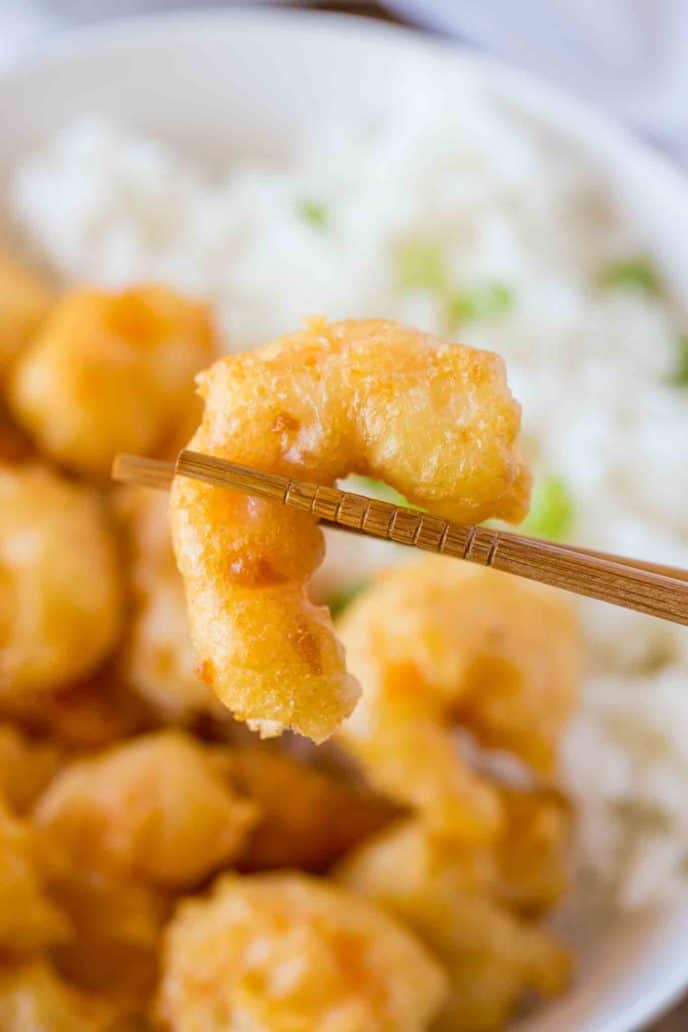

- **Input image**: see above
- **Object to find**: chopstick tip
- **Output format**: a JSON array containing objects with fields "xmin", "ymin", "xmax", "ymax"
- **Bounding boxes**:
[{"xmin": 110, "ymin": 452, "xmax": 175, "ymax": 491}]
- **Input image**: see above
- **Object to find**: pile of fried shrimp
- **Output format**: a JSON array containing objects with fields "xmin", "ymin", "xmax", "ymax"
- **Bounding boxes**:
[{"xmin": 0, "ymin": 249, "xmax": 581, "ymax": 1032}]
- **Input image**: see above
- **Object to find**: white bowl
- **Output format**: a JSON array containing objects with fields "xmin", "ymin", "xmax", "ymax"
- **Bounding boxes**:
[{"xmin": 1, "ymin": 10, "xmax": 688, "ymax": 1031}]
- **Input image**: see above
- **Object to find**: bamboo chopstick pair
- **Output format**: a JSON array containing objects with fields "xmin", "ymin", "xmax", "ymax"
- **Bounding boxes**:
[{"xmin": 113, "ymin": 450, "xmax": 688, "ymax": 627}]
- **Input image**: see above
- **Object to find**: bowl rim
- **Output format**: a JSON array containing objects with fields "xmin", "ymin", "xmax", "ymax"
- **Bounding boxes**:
[
  {"xmin": 2, "ymin": 4, "xmax": 687, "ymax": 200},
  {"xmin": 1, "ymin": 8, "xmax": 688, "ymax": 1031}
]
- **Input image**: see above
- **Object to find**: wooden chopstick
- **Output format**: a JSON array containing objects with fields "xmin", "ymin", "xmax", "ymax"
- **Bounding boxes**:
[{"xmin": 112, "ymin": 450, "xmax": 688, "ymax": 627}]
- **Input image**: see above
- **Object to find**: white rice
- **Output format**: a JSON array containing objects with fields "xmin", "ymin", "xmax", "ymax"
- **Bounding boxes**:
[{"xmin": 9, "ymin": 81, "xmax": 688, "ymax": 910}]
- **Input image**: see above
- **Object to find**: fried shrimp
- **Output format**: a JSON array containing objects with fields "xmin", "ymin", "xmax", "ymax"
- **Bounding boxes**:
[
  {"xmin": 46, "ymin": 872, "xmax": 168, "ymax": 1013},
  {"xmin": 119, "ymin": 489, "xmax": 221, "ymax": 720},
  {"xmin": 0, "ymin": 723, "xmax": 62, "ymax": 813},
  {"xmin": 0, "ymin": 463, "xmax": 123, "ymax": 708},
  {"xmin": 171, "ymin": 317, "xmax": 530, "ymax": 742},
  {"xmin": 32, "ymin": 731, "xmax": 257, "ymax": 1012},
  {"xmin": 34, "ymin": 729, "xmax": 258, "ymax": 889},
  {"xmin": 0, "ymin": 800, "xmax": 69, "ymax": 955},
  {"xmin": 337, "ymin": 558, "xmax": 580, "ymax": 840},
  {"xmin": 0, "ymin": 404, "xmax": 34, "ymax": 463},
  {"xmin": 337, "ymin": 783, "xmax": 571, "ymax": 918},
  {"xmin": 0, "ymin": 252, "xmax": 53, "ymax": 377},
  {"xmin": 493, "ymin": 784, "xmax": 571, "ymax": 915},
  {"xmin": 0, "ymin": 962, "xmax": 117, "ymax": 1032},
  {"xmin": 20, "ymin": 669, "xmax": 150, "ymax": 750},
  {"xmin": 155, "ymin": 871, "xmax": 448, "ymax": 1032},
  {"xmin": 337, "ymin": 819, "xmax": 570, "ymax": 1032},
  {"xmin": 9, "ymin": 284, "xmax": 217, "ymax": 476}
]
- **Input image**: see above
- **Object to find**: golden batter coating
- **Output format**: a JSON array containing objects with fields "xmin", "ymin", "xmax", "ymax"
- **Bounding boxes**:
[
  {"xmin": 337, "ymin": 819, "xmax": 570, "ymax": 1032},
  {"xmin": 34, "ymin": 729, "xmax": 258, "ymax": 889},
  {"xmin": 9, "ymin": 284, "xmax": 217, "ymax": 476},
  {"xmin": 0, "ymin": 403, "xmax": 34, "ymax": 463},
  {"xmin": 14, "ymin": 668, "xmax": 151, "ymax": 751},
  {"xmin": 0, "ymin": 464, "xmax": 123, "ymax": 708},
  {"xmin": 46, "ymin": 871, "xmax": 167, "ymax": 1015},
  {"xmin": 0, "ymin": 962, "xmax": 117, "ymax": 1032},
  {"xmin": 492, "ymin": 784, "xmax": 571, "ymax": 915},
  {"xmin": 336, "ymin": 782, "xmax": 571, "ymax": 920},
  {"xmin": 0, "ymin": 251, "xmax": 54, "ymax": 377},
  {"xmin": 0, "ymin": 800, "xmax": 69, "ymax": 955},
  {"xmin": 155, "ymin": 871, "xmax": 448, "ymax": 1032},
  {"xmin": 337, "ymin": 558, "xmax": 580, "ymax": 840},
  {"xmin": 426, "ymin": 895, "xmax": 569, "ymax": 1032},
  {"xmin": 32, "ymin": 731, "xmax": 257, "ymax": 1014},
  {"xmin": 171, "ymin": 317, "xmax": 530, "ymax": 741},
  {"xmin": 119, "ymin": 489, "xmax": 221, "ymax": 720},
  {"xmin": 0, "ymin": 723, "xmax": 62, "ymax": 813}
]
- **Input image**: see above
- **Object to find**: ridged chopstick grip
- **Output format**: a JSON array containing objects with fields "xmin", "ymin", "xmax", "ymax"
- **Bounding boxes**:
[{"xmin": 175, "ymin": 450, "xmax": 688, "ymax": 627}]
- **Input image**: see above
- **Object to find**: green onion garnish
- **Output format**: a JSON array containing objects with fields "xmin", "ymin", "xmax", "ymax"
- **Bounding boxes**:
[
  {"xmin": 347, "ymin": 476, "xmax": 422, "ymax": 511},
  {"xmin": 447, "ymin": 281, "xmax": 514, "ymax": 328},
  {"xmin": 395, "ymin": 241, "xmax": 448, "ymax": 292},
  {"xmin": 668, "ymin": 335, "xmax": 688, "ymax": 387},
  {"xmin": 297, "ymin": 199, "xmax": 328, "ymax": 229},
  {"xmin": 327, "ymin": 580, "xmax": 368, "ymax": 620},
  {"xmin": 521, "ymin": 475, "xmax": 575, "ymax": 541},
  {"xmin": 598, "ymin": 257, "xmax": 660, "ymax": 294}
]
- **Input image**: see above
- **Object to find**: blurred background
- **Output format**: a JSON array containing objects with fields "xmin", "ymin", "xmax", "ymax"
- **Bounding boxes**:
[
  {"xmin": 1, "ymin": 0, "xmax": 687, "ymax": 162},
  {"xmin": 1, "ymin": 3, "xmax": 687, "ymax": 1031}
]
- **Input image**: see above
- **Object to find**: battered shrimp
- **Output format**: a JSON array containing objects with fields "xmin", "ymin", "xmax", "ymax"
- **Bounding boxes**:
[
  {"xmin": 34, "ymin": 729, "xmax": 258, "ymax": 888},
  {"xmin": 119, "ymin": 489, "xmax": 221, "ymax": 720},
  {"xmin": 46, "ymin": 872, "xmax": 167, "ymax": 1013},
  {"xmin": 0, "ymin": 251, "xmax": 53, "ymax": 376},
  {"xmin": 339, "ymin": 784, "xmax": 571, "ymax": 917},
  {"xmin": 171, "ymin": 317, "xmax": 530, "ymax": 741},
  {"xmin": 9, "ymin": 284, "xmax": 217, "ymax": 476},
  {"xmin": 0, "ymin": 464, "xmax": 123, "ymax": 708},
  {"xmin": 337, "ymin": 819, "xmax": 570, "ymax": 1032},
  {"xmin": 0, "ymin": 962, "xmax": 117, "ymax": 1032},
  {"xmin": 0, "ymin": 404, "xmax": 34, "ymax": 462},
  {"xmin": 20, "ymin": 668, "xmax": 150, "ymax": 750},
  {"xmin": 0, "ymin": 723, "xmax": 62, "ymax": 813},
  {"xmin": 337, "ymin": 558, "xmax": 580, "ymax": 840},
  {"xmin": 155, "ymin": 872, "xmax": 448, "ymax": 1032},
  {"xmin": 493, "ymin": 784, "xmax": 571, "ymax": 914},
  {"xmin": 0, "ymin": 800, "xmax": 69, "ymax": 955},
  {"xmin": 33, "ymin": 731, "xmax": 257, "ymax": 1012}
]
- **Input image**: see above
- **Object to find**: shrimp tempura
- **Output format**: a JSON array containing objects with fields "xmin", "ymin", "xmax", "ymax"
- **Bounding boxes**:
[
  {"xmin": 155, "ymin": 872, "xmax": 448, "ymax": 1031},
  {"xmin": 337, "ymin": 819, "xmax": 570, "ymax": 1032},
  {"xmin": 338, "ymin": 558, "xmax": 579, "ymax": 840},
  {"xmin": 171, "ymin": 318, "xmax": 530, "ymax": 741}
]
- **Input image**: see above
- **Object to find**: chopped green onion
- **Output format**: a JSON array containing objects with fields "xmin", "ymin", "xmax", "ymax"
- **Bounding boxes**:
[
  {"xmin": 394, "ymin": 241, "xmax": 516, "ymax": 330},
  {"xmin": 447, "ymin": 281, "xmax": 514, "ymax": 328},
  {"xmin": 668, "ymin": 335, "xmax": 688, "ymax": 387},
  {"xmin": 327, "ymin": 580, "xmax": 368, "ymax": 620},
  {"xmin": 521, "ymin": 475, "xmax": 575, "ymax": 541},
  {"xmin": 395, "ymin": 241, "xmax": 448, "ymax": 293},
  {"xmin": 598, "ymin": 256, "xmax": 660, "ymax": 294},
  {"xmin": 297, "ymin": 199, "xmax": 328, "ymax": 229}
]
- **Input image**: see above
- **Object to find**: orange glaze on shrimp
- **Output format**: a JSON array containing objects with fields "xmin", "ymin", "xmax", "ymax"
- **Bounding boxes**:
[{"xmin": 171, "ymin": 318, "xmax": 530, "ymax": 742}]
